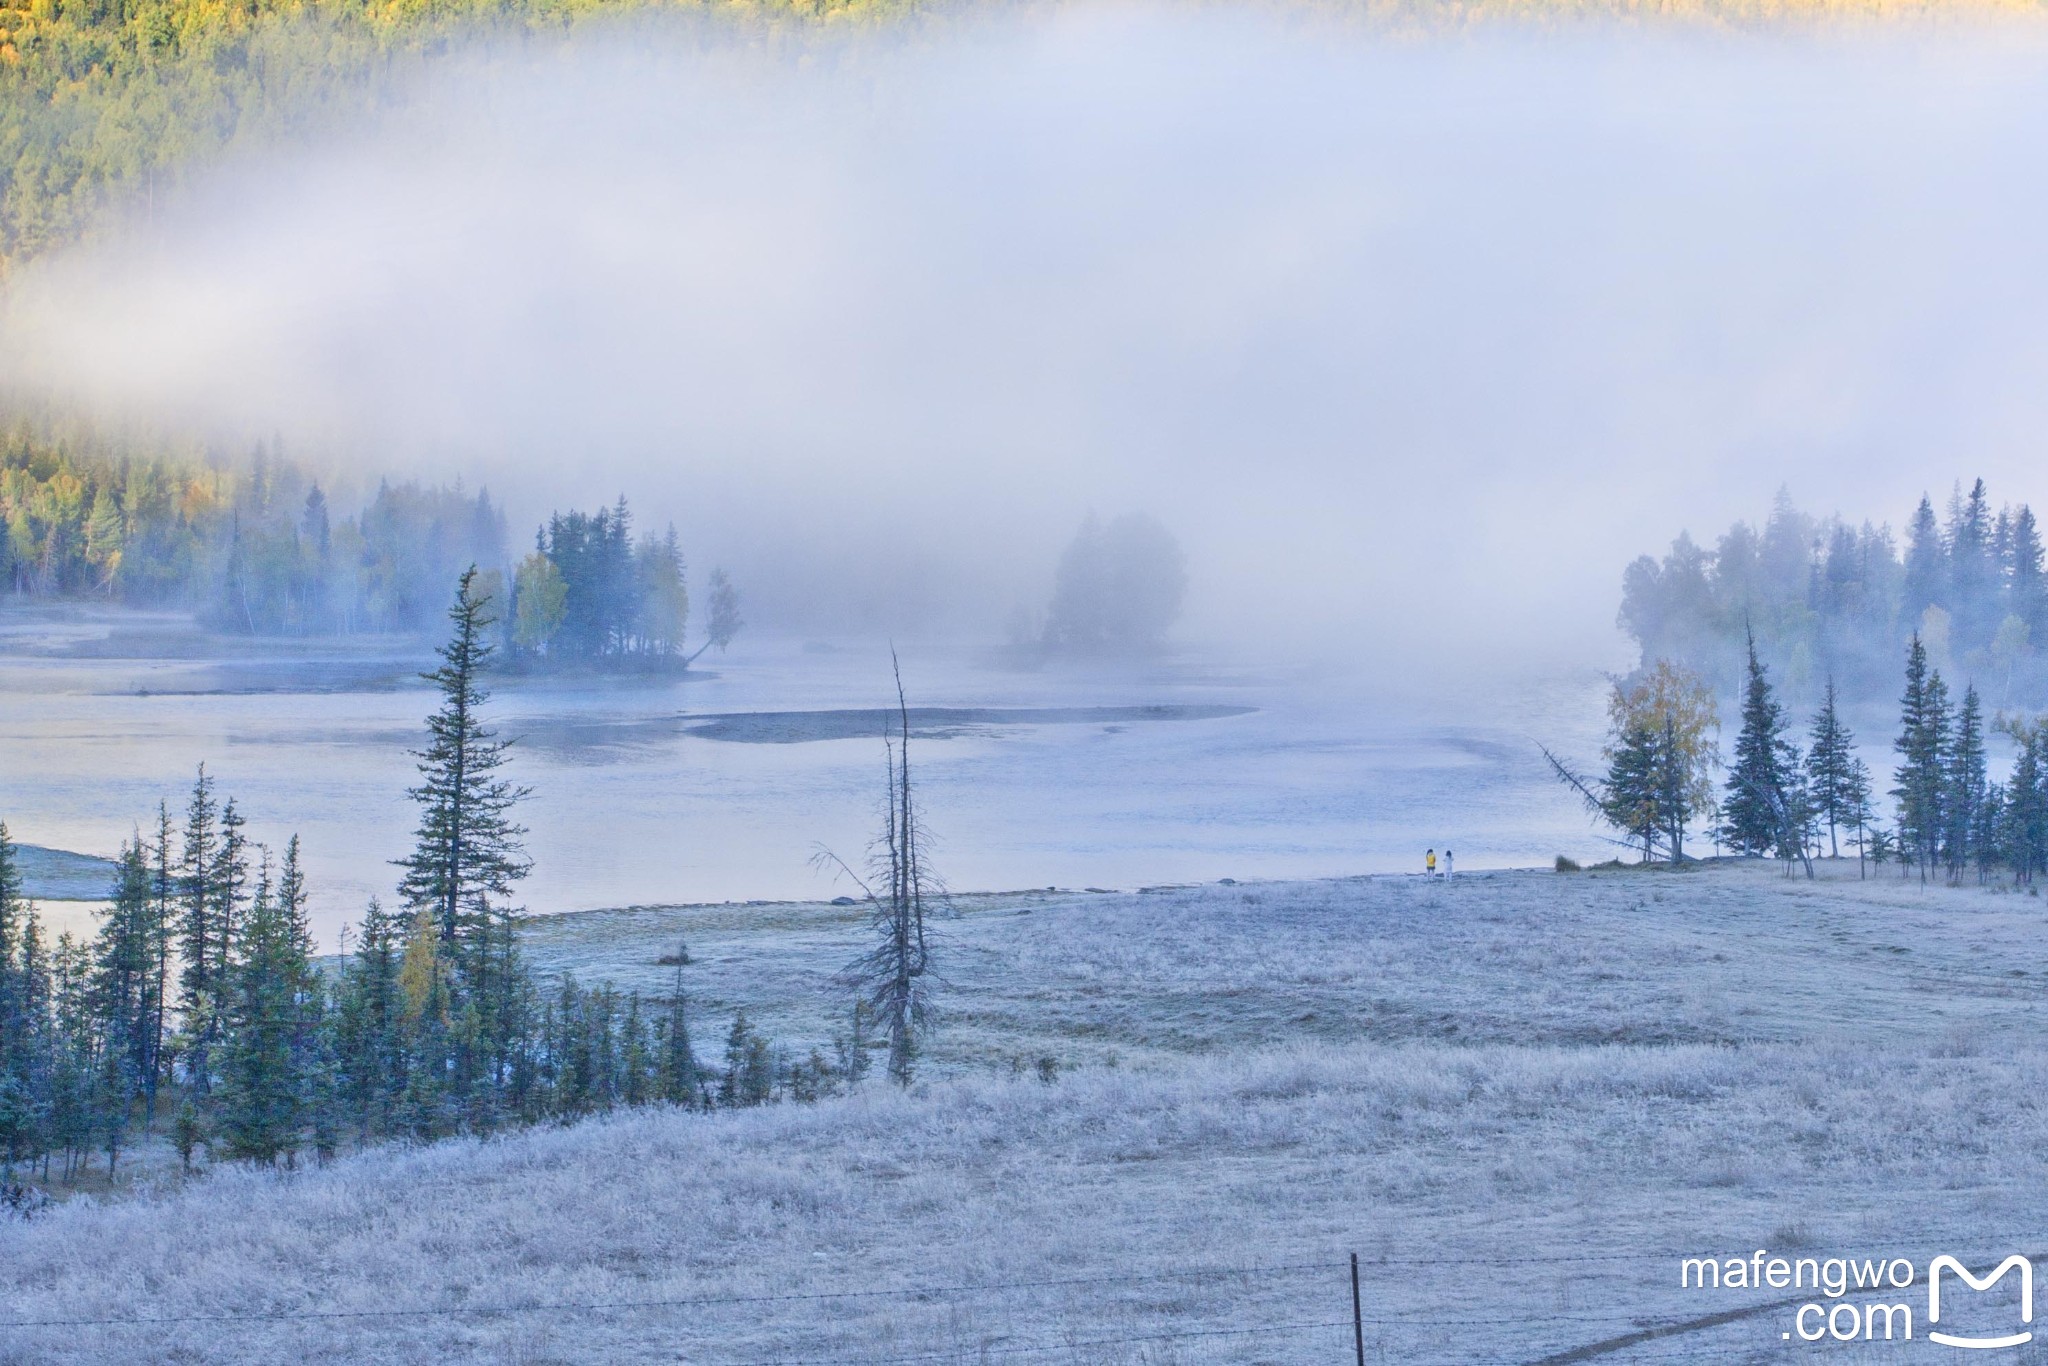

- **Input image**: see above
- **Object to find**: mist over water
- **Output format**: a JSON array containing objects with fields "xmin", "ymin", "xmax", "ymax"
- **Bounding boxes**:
[
  {"xmin": 0, "ymin": 620, "xmax": 1617, "ymax": 949},
  {"xmin": 11, "ymin": 13, "xmax": 2048, "ymax": 944},
  {"xmin": 11, "ymin": 14, "xmax": 2048, "ymax": 661}
]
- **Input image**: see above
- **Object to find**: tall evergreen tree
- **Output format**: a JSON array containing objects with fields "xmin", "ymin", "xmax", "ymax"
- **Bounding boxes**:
[
  {"xmin": 1945, "ymin": 684, "xmax": 1989, "ymax": 882},
  {"xmin": 2012, "ymin": 504, "xmax": 2047, "ymax": 639},
  {"xmin": 656, "ymin": 954, "xmax": 701, "ymax": 1107},
  {"xmin": 334, "ymin": 897, "xmax": 406, "ymax": 1141},
  {"xmin": 1602, "ymin": 721, "xmax": 1664, "ymax": 860},
  {"xmin": 1806, "ymin": 678, "xmax": 1858, "ymax": 859},
  {"xmin": 396, "ymin": 567, "xmax": 531, "ymax": 954},
  {"xmin": 142, "ymin": 803, "xmax": 176, "ymax": 1125},
  {"xmin": 0, "ymin": 823, "xmax": 36, "ymax": 1173},
  {"xmin": 1903, "ymin": 494, "xmax": 1946, "ymax": 626},
  {"xmin": 1892, "ymin": 634, "xmax": 1951, "ymax": 881},
  {"xmin": 1722, "ymin": 631, "xmax": 1798, "ymax": 860},
  {"xmin": 216, "ymin": 848, "xmax": 316, "ymax": 1166},
  {"xmin": 175, "ymin": 767, "xmax": 225, "ymax": 1092},
  {"xmin": 2002, "ymin": 718, "xmax": 2048, "ymax": 885},
  {"xmin": 1950, "ymin": 479, "xmax": 1997, "ymax": 646},
  {"xmin": 89, "ymin": 842, "xmax": 155, "ymax": 1162},
  {"xmin": 1839, "ymin": 749, "xmax": 1877, "ymax": 879}
]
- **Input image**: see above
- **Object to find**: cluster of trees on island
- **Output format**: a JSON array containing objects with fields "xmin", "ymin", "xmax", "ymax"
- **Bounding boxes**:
[
  {"xmin": 1554, "ymin": 631, "xmax": 2048, "ymax": 885},
  {"xmin": 0, "ymin": 431, "xmax": 742, "ymax": 668},
  {"xmin": 1009, "ymin": 512, "xmax": 1189, "ymax": 659},
  {"xmin": 1619, "ymin": 479, "xmax": 2048, "ymax": 704},
  {"xmin": 0, "ymin": 570, "xmax": 911, "ymax": 1197}
]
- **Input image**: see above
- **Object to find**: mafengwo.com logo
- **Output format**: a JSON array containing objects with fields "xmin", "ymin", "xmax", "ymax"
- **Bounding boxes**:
[{"xmin": 1681, "ymin": 1250, "xmax": 2032, "ymax": 1347}]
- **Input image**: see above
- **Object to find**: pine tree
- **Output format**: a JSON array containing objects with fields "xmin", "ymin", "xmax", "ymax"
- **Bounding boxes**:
[
  {"xmin": 2012, "ymin": 504, "xmax": 2047, "ymax": 638},
  {"xmin": 1722, "ymin": 631, "xmax": 1798, "ymax": 861},
  {"xmin": 1891, "ymin": 635, "xmax": 1950, "ymax": 882},
  {"xmin": 217, "ymin": 853, "xmax": 314, "ymax": 1165},
  {"xmin": 88, "ymin": 842, "xmax": 154, "ymax": 1167},
  {"xmin": 143, "ymin": 802, "xmax": 176, "ymax": 1125},
  {"xmin": 1806, "ymin": 678, "xmax": 1858, "ymax": 859},
  {"xmin": 1903, "ymin": 494, "xmax": 1945, "ymax": 625},
  {"xmin": 334, "ymin": 897, "xmax": 406, "ymax": 1141},
  {"xmin": 2002, "ymin": 719, "xmax": 2048, "ymax": 885},
  {"xmin": 1945, "ymin": 685, "xmax": 1989, "ymax": 883},
  {"xmin": 0, "ymin": 824, "xmax": 36, "ymax": 1174},
  {"xmin": 1843, "ymin": 752, "xmax": 1877, "ymax": 880},
  {"xmin": 1949, "ymin": 479, "xmax": 1996, "ymax": 645},
  {"xmin": 655, "ymin": 954, "xmax": 700, "ymax": 1107},
  {"xmin": 174, "ymin": 766, "xmax": 220, "ymax": 1090},
  {"xmin": 175, "ymin": 767, "xmax": 246, "ymax": 1093},
  {"xmin": 396, "ymin": 567, "xmax": 530, "ymax": 956},
  {"xmin": 1602, "ymin": 722, "xmax": 1663, "ymax": 861}
]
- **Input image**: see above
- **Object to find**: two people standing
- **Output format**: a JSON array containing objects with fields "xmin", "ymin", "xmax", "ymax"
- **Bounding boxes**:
[{"xmin": 1424, "ymin": 848, "xmax": 1454, "ymax": 879}]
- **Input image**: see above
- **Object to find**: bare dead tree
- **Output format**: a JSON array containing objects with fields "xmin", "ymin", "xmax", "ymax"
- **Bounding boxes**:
[{"xmin": 817, "ymin": 651, "xmax": 940, "ymax": 1086}]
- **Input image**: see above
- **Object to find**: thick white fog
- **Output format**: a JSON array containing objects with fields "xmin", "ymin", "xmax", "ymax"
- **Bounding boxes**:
[{"xmin": 10, "ymin": 12, "xmax": 2048, "ymax": 660}]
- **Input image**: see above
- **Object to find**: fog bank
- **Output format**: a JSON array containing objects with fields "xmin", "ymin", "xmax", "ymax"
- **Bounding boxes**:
[{"xmin": 11, "ymin": 13, "xmax": 2048, "ymax": 664}]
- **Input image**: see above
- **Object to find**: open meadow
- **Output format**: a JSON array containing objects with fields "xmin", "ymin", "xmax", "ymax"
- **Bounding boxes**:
[{"xmin": 5, "ymin": 859, "xmax": 2048, "ymax": 1363}]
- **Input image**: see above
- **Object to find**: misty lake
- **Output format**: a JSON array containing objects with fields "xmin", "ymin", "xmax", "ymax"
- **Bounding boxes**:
[{"xmin": 0, "ymin": 605, "xmax": 1616, "ymax": 947}]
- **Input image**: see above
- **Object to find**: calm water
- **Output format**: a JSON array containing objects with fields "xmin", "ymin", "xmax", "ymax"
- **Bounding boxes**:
[{"xmin": 0, "ymin": 606, "xmax": 1616, "ymax": 948}]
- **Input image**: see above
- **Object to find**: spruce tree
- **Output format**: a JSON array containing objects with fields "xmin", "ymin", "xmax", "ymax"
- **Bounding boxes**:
[
  {"xmin": 1949, "ymin": 478, "xmax": 1996, "ymax": 644},
  {"xmin": 89, "ymin": 843, "xmax": 154, "ymax": 1160},
  {"xmin": 1722, "ymin": 631, "xmax": 1796, "ymax": 858},
  {"xmin": 1891, "ymin": 635, "xmax": 1951, "ymax": 881},
  {"xmin": 175, "ymin": 766, "xmax": 221, "ymax": 1090},
  {"xmin": 334, "ymin": 897, "xmax": 406, "ymax": 1141},
  {"xmin": 144, "ymin": 802, "xmax": 176, "ymax": 1125},
  {"xmin": 0, "ymin": 824, "xmax": 34, "ymax": 1173},
  {"xmin": 1843, "ymin": 753, "xmax": 1877, "ymax": 880},
  {"xmin": 218, "ymin": 843, "xmax": 317, "ymax": 1165},
  {"xmin": 2012, "ymin": 504, "xmax": 2047, "ymax": 638},
  {"xmin": 655, "ymin": 954, "xmax": 700, "ymax": 1107},
  {"xmin": 1945, "ymin": 685, "xmax": 1989, "ymax": 883},
  {"xmin": 1903, "ymin": 495, "xmax": 1946, "ymax": 625},
  {"xmin": 396, "ymin": 567, "xmax": 530, "ymax": 957},
  {"xmin": 1806, "ymin": 678, "xmax": 1858, "ymax": 859},
  {"xmin": 1601, "ymin": 721, "xmax": 1663, "ymax": 861}
]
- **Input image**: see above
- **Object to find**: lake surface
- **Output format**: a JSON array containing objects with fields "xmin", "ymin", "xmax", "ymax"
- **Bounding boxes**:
[{"xmin": 0, "ymin": 605, "xmax": 1619, "ymax": 948}]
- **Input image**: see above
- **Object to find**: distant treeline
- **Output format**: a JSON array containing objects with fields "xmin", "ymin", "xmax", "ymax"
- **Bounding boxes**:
[
  {"xmin": 1, "ymin": 430, "xmax": 741, "ymax": 666},
  {"xmin": 1, "ymin": 429, "xmax": 505, "ymax": 633},
  {"xmin": 1619, "ymin": 479, "xmax": 2048, "ymax": 703}
]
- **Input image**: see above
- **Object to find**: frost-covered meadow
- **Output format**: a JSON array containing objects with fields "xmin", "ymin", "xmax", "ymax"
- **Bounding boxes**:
[{"xmin": 7, "ymin": 861, "xmax": 2048, "ymax": 1363}]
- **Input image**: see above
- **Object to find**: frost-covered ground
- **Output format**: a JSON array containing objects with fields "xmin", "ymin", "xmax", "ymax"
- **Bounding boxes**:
[{"xmin": 7, "ymin": 861, "xmax": 2048, "ymax": 1364}]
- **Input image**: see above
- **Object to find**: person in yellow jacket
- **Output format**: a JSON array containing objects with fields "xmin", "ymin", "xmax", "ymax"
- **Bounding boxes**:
[{"xmin": 1425, "ymin": 848, "xmax": 1437, "ymax": 878}]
